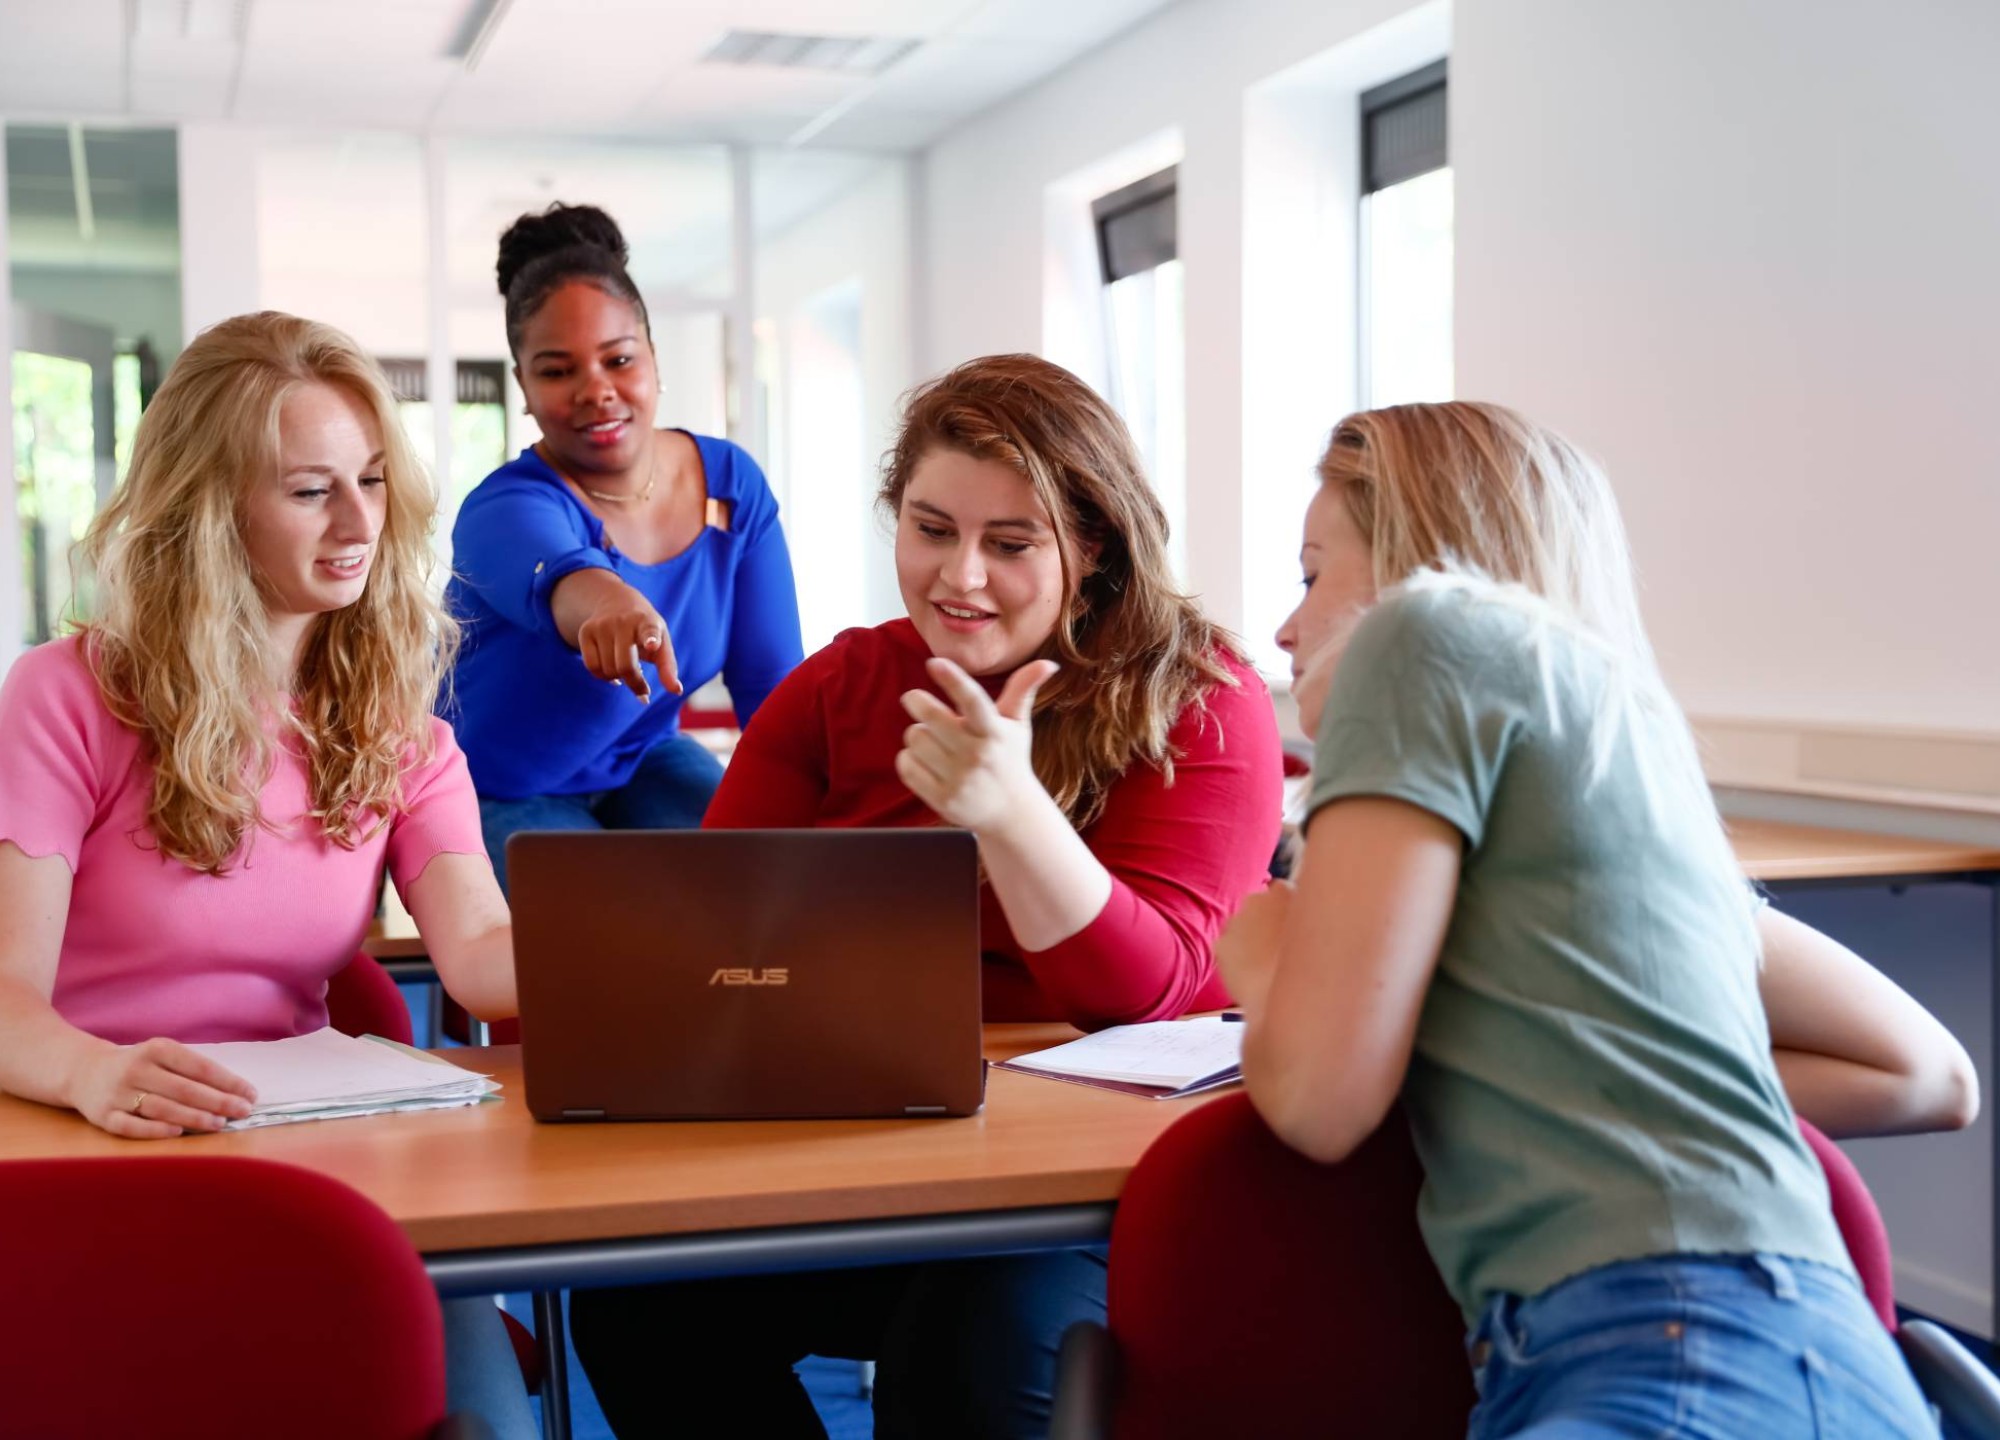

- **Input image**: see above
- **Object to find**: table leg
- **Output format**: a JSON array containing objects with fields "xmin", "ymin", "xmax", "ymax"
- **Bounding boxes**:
[
  {"xmin": 534, "ymin": 1290, "xmax": 571, "ymax": 1440},
  {"xmin": 1990, "ymin": 880, "xmax": 1999, "ymax": 1346}
]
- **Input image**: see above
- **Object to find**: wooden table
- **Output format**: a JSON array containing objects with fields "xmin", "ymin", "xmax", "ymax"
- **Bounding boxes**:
[
  {"xmin": 0, "ymin": 1024, "xmax": 1187, "ymax": 1296},
  {"xmin": 1726, "ymin": 817, "xmax": 2000, "ymax": 885},
  {"xmin": 0, "ymin": 1023, "xmax": 1184, "ymax": 1438}
]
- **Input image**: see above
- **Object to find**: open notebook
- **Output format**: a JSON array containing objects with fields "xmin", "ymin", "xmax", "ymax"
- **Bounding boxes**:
[
  {"xmin": 186, "ymin": 1028, "xmax": 501, "ymax": 1130},
  {"xmin": 994, "ymin": 1016, "xmax": 1243, "ymax": 1100}
]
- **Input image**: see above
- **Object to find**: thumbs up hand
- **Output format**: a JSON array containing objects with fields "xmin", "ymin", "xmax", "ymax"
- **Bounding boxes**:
[{"xmin": 895, "ymin": 656, "xmax": 1060, "ymax": 835}]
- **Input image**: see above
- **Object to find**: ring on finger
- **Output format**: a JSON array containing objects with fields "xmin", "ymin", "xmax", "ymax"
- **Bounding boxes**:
[{"xmin": 131, "ymin": 1091, "xmax": 149, "ymax": 1116}]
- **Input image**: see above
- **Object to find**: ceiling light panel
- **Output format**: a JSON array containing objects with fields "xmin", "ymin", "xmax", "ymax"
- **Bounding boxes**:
[{"xmin": 701, "ymin": 29, "xmax": 917, "ymax": 76}]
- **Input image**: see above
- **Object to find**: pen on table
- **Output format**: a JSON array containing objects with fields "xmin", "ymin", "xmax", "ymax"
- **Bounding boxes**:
[{"xmin": 1219, "ymin": 1011, "xmax": 1244, "ymax": 1022}]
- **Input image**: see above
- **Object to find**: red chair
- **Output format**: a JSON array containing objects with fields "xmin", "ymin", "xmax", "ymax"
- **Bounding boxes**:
[
  {"xmin": 1055, "ymin": 1094, "xmax": 1473, "ymax": 1439},
  {"xmin": 1050, "ymin": 1095, "xmax": 2000, "ymax": 1439},
  {"xmin": 0, "ymin": 1155, "xmax": 488, "ymax": 1439},
  {"xmin": 1796, "ymin": 1122, "xmax": 2000, "ymax": 1430},
  {"xmin": 327, "ymin": 949, "xmax": 417, "ymax": 1045}
]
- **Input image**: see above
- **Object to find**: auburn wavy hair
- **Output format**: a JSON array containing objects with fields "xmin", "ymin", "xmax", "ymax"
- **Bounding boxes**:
[
  {"xmin": 881, "ymin": 354, "xmax": 1240, "ymax": 829},
  {"xmin": 80, "ymin": 311, "xmax": 456, "ymax": 874}
]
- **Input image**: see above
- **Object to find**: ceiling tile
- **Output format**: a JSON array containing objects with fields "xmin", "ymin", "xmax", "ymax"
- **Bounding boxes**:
[
  {"xmin": 0, "ymin": 64, "xmax": 124, "ymax": 114},
  {"xmin": 128, "ymin": 74, "xmax": 233, "ymax": 121},
  {"xmin": 863, "ymin": 36, "xmax": 1073, "ymax": 112},
  {"xmin": 0, "ymin": 0, "xmax": 1186, "ymax": 149},
  {"xmin": 231, "ymin": 67, "xmax": 453, "ymax": 129},
  {"xmin": 948, "ymin": 0, "xmax": 1174, "ymax": 45},
  {"xmin": 245, "ymin": 1, "xmax": 464, "ymax": 61}
]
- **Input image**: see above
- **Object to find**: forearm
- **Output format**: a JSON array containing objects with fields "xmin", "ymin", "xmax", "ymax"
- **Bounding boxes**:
[
  {"xmin": 0, "ymin": 974, "xmax": 112, "ymax": 1111},
  {"xmin": 431, "ymin": 923, "xmax": 517, "ymax": 1023},
  {"xmin": 549, "ymin": 567, "xmax": 627, "ymax": 649},
  {"xmin": 1758, "ymin": 906, "xmax": 1979, "ymax": 1138},
  {"xmin": 1775, "ymin": 1045, "xmax": 1979, "ymax": 1139},
  {"xmin": 979, "ymin": 794, "xmax": 1113, "ymax": 953}
]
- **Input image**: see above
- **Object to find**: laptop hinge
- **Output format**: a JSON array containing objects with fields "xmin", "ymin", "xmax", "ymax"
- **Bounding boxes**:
[
  {"xmin": 904, "ymin": 1105, "xmax": 948, "ymax": 1116},
  {"xmin": 561, "ymin": 1108, "xmax": 607, "ymax": 1120}
]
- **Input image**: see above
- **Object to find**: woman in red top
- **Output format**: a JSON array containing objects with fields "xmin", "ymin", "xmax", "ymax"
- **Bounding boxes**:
[{"xmin": 571, "ymin": 354, "xmax": 1283, "ymax": 1438}]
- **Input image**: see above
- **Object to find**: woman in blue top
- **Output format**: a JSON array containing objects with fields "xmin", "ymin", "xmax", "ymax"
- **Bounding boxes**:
[{"xmin": 447, "ymin": 204, "xmax": 803, "ymax": 888}]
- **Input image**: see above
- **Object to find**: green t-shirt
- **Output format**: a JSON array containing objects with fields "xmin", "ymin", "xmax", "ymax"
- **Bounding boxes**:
[{"xmin": 1307, "ymin": 580, "xmax": 1851, "ymax": 1319}]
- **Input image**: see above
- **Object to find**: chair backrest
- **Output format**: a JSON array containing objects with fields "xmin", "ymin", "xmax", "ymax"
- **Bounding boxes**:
[
  {"xmin": 326, "ymin": 950, "xmax": 415, "ymax": 1046},
  {"xmin": 1105, "ymin": 1093, "xmax": 1473, "ymax": 1440},
  {"xmin": 0, "ymin": 1155, "xmax": 446, "ymax": 1440},
  {"xmin": 1796, "ymin": 1118, "xmax": 1898, "ymax": 1330}
]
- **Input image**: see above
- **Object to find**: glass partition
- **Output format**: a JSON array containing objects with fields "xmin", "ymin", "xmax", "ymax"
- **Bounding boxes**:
[{"xmin": 7, "ymin": 123, "xmax": 179, "ymax": 645}]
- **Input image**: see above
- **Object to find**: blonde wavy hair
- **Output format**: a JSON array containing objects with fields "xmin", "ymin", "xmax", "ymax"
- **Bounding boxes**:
[
  {"xmin": 81, "ymin": 311, "xmax": 456, "ymax": 875},
  {"xmin": 1318, "ymin": 401, "xmax": 1754, "ymax": 947},
  {"xmin": 882, "ymin": 354, "xmax": 1241, "ymax": 830}
]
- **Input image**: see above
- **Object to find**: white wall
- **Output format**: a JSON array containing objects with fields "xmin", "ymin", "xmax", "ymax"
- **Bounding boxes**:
[
  {"xmin": 1454, "ymin": 0, "xmax": 2000, "ymax": 735},
  {"xmin": 176, "ymin": 123, "xmax": 261, "ymax": 343},
  {"xmin": 922, "ymin": 0, "xmax": 1445, "ymax": 661},
  {"xmin": 754, "ymin": 158, "xmax": 916, "ymax": 638}
]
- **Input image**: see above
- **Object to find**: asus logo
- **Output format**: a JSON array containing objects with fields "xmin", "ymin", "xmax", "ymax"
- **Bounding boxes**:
[{"xmin": 708, "ymin": 967, "xmax": 790, "ymax": 987}]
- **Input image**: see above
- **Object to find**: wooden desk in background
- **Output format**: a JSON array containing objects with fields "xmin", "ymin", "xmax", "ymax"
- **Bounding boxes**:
[{"xmin": 1726, "ymin": 817, "xmax": 2000, "ymax": 885}]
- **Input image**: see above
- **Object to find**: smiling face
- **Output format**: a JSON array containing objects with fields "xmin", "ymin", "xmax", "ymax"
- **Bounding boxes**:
[
  {"xmin": 1276, "ymin": 484, "xmax": 1379, "ymax": 736},
  {"xmin": 895, "ymin": 447, "xmax": 1072, "ymax": 677},
  {"xmin": 240, "ymin": 382, "xmax": 387, "ymax": 662},
  {"xmin": 515, "ymin": 280, "xmax": 659, "ymax": 479}
]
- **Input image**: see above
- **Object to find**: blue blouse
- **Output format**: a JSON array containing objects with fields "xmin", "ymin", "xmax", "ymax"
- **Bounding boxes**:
[{"xmin": 443, "ymin": 435, "xmax": 803, "ymax": 799}]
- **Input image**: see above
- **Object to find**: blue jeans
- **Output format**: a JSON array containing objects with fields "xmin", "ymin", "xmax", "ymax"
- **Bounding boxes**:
[
  {"xmin": 442, "ymin": 1296, "xmax": 538, "ymax": 1440},
  {"xmin": 1465, "ymin": 1253, "xmax": 1937, "ymax": 1438},
  {"xmin": 477, "ymin": 731, "xmax": 725, "ymax": 895}
]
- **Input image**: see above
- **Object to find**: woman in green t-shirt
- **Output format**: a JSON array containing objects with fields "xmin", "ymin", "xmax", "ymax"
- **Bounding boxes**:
[{"xmin": 1220, "ymin": 401, "xmax": 1973, "ymax": 1438}]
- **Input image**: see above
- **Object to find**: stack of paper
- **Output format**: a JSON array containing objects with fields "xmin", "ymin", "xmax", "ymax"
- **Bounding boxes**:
[
  {"xmin": 995, "ymin": 1016, "xmax": 1243, "ymax": 1099},
  {"xmin": 186, "ymin": 1027, "xmax": 501, "ymax": 1130}
]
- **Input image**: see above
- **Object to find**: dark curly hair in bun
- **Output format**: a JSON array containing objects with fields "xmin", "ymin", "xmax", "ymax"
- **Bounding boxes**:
[{"xmin": 496, "ymin": 202, "xmax": 650, "ymax": 358}]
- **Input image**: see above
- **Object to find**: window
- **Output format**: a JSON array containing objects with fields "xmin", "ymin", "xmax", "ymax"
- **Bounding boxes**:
[
  {"xmin": 377, "ymin": 358, "xmax": 510, "ymax": 515},
  {"xmin": 1093, "ymin": 167, "xmax": 1186, "ymax": 579},
  {"xmin": 1360, "ymin": 61, "xmax": 1452, "ymax": 407}
]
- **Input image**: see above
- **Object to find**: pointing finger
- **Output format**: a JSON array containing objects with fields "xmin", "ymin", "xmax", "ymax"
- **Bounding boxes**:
[{"xmin": 650, "ymin": 625, "xmax": 683, "ymax": 696}]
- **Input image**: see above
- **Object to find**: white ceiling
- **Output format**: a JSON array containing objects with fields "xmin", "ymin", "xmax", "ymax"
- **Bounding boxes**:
[{"xmin": 0, "ymin": 0, "xmax": 1181, "ymax": 151}]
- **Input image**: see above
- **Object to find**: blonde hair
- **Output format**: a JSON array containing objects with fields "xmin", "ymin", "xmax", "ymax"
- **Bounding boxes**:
[
  {"xmin": 882, "ymin": 354, "xmax": 1240, "ymax": 828},
  {"xmin": 81, "ymin": 311, "xmax": 456, "ymax": 875},
  {"xmin": 1318, "ymin": 402, "xmax": 1754, "ymax": 944}
]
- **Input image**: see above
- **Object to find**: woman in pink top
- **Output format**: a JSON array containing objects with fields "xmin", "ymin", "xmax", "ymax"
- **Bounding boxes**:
[{"xmin": 0, "ymin": 312, "xmax": 529, "ymax": 1437}]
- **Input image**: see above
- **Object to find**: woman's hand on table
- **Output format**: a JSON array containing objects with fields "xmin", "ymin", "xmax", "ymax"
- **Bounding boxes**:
[
  {"xmin": 897, "ymin": 657, "xmax": 1059, "ymax": 837},
  {"xmin": 577, "ymin": 586, "xmax": 681, "ymax": 702},
  {"xmin": 1217, "ymin": 880, "xmax": 1293, "ymax": 1017},
  {"xmin": 69, "ymin": 1037, "xmax": 257, "ymax": 1139}
]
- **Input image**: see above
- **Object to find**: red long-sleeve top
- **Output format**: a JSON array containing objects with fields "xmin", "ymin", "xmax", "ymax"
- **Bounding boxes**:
[{"xmin": 705, "ymin": 619, "xmax": 1283, "ymax": 1029}]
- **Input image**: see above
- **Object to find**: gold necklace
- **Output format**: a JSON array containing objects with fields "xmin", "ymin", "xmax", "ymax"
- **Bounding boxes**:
[{"xmin": 573, "ymin": 441, "xmax": 659, "ymax": 507}]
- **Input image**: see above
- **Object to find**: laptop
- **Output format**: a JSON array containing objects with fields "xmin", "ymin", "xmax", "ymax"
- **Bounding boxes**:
[{"xmin": 507, "ymin": 828, "xmax": 986, "ymax": 1121}]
